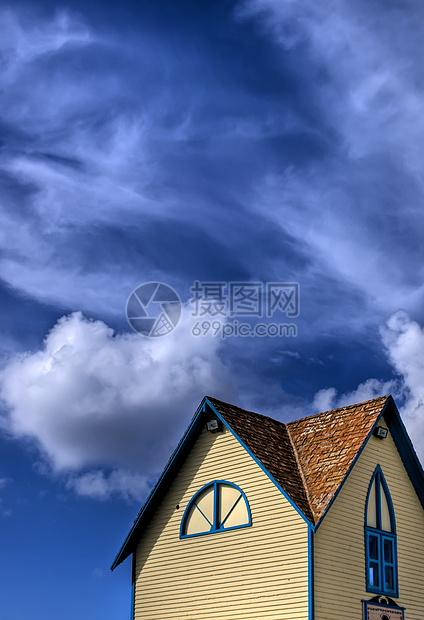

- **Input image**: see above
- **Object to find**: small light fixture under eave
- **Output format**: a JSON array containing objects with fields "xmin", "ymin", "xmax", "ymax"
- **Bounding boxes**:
[
  {"xmin": 206, "ymin": 419, "xmax": 222, "ymax": 433},
  {"xmin": 374, "ymin": 426, "xmax": 388, "ymax": 439}
]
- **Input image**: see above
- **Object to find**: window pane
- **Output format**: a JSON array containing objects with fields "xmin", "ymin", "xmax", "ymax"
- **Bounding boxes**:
[
  {"xmin": 369, "ymin": 562, "xmax": 380, "ymax": 587},
  {"xmin": 195, "ymin": 486, "xmax": 215, "ymax": 525},
  {"xmin": 380, "ymin": 483, "xmax": 392, "ymax": 532},
  {"xmin": 184, "ymin": 504, "xmax": 212, "ymax": 535},
  {"xmin": 383, "ymin": 538, "xmax": 394, "ymax": 564},
  {"xmin": 385, "ymin": 565, "xmax": 394, "ymax": 591},
  {"xmin": 184, "ymin": 486, "xmax": 214, "ymax": 535},
  {"xmin": 369, "ymin": 534, "xmax": 379, "ymax": 560},
  {"xmin": 218, "ymin": 484, "xmax": 241, "ymax": 525},
  {"xmin": 367, "ymin": 479, "xmax": 377, "ymax": 528}
]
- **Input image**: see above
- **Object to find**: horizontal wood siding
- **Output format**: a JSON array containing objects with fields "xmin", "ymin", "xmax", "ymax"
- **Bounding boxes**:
[
  {"xmin": 135, "ymin": 426, "xmax": 309, "ymax": 620},
  {"xmin": 315, "ymin": 417, "xmax": 424, "ymax": 619}
]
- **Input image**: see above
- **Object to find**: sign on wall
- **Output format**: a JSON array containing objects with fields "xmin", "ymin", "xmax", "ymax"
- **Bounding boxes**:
[{"xmin": 363, "ymin": 601, "xmax": 405, "ymax": 620}]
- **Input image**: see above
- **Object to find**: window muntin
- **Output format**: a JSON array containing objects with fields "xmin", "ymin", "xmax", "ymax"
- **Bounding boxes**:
[
  {"xmin": 181, "ymin": 481, "xmax": 251, "ymax": 538},
  {"xmin": 365, "ymin": 466, "xmax": 398, "ymax": 597}
]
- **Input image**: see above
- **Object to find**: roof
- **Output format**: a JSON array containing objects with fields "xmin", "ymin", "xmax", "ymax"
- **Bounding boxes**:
[
  {"xmin": 111, "ymin": 393, "xmax": 424, "ymax": 570},
  {"xmin": 285, "ymin": 397, "xmax": 389, "ymax": 522},
  {"xmin": 208, "ymin": 395, "xmax": 390, "ymax": 525},
  {"xmin": 206, "ymin": 397, "xmax": 314, "ymax": 522}
]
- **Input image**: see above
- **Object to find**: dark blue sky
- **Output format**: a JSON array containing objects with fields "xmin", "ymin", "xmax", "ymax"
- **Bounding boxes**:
[{"xmin": 1, "ymin": 0, "xmax": 424, "ymax": 618}]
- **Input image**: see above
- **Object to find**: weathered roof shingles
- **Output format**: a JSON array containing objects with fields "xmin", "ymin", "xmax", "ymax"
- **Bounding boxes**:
[
  {"xmin": 207, "ymin": 397, "xmax": 313, "ymax": 521},
  {"xmin": 209, "ymin": 394, "xmax": 389, "ymax": 524}
]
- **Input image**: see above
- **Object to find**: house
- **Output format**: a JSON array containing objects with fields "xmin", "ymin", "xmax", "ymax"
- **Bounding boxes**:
[{"xmin": 111, "ymin": 395, "xmax": 424, "ymax": 620}]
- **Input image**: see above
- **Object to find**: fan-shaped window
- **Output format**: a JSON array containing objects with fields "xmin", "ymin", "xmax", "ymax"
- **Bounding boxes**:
[
  {"xmin": 180, "ymin": 481, "xmax": 251, "ymax": 538},
  {"xmin": 365, "ymin": 466, "xmax": 398, "ymax": 596}
]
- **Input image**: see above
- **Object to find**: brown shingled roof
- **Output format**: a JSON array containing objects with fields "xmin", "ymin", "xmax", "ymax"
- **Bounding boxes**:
[
  {"xmin": 208, "ymin": 394, "xmax": 390, "ymax": 525},
  {"xmin": 207, "ymin": 397, "xmax": 313, "ymax": 522}
]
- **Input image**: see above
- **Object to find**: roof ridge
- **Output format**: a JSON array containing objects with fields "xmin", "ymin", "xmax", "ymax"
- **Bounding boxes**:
[{"xmin": 285, "ymin": 423, "xmax": 314, "ymax": 520}]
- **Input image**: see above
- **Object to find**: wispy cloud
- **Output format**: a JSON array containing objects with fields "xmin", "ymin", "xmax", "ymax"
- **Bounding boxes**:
[
  {"xmin": 238, "ymin": 0, "xmax": 424, "ymax": 320},
  {"xmin": 0, "ymin": 8, "xmax": 92, "ymax": 80}
]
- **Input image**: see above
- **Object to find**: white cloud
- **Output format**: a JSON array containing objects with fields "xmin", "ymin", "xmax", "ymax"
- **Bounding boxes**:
[
  {"xmin": 66, "ymin": 469, "xmax": 150, "ymax": 502},
  {"xmin": 312, "ymin": 378, "xmax": 395, "ymax": 414},
  {"xmin": 312, "ymin": 311, "xmax": 424, "ymax": 462},
  {"xmin": 0, "ymin": 310, "xmax": 234, "ymax": 499},
  {"xmin": 311, "ymin": 387, "xmax": 337, "ymax": 414},
  {"xmin": 381, "ymin": 311, "xmax": 424, "ymax": 451}
]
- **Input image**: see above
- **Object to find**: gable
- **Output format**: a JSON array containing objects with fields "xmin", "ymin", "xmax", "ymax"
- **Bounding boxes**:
[
  {"xmin": 112, "ymin": 396, "xmax": 312, "ymax": 570},
  {"xmin": 313, "ymin": 412, "xmax": 424, "ymax": 619},
  {"xmin": 112, "ymin": 394, "xmax": 424, "ymax": 570},
  {"xmin": 133, "ymin": 424, "xmax": 310, "ymax": 620}
]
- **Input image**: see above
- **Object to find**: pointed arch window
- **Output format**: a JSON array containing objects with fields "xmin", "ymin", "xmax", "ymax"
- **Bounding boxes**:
[
  {"xmin": 180, "ymin": 481, "xmax": 251, "ymax": 538},
  {"xmin": 365, "ymin": 466, "xmax": 398, "ymax": 597}
]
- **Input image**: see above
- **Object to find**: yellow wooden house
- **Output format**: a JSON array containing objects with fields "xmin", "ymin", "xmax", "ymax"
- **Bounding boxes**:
[{"xmin": 111, "ymin": 395, "xmax": 424, "ymax": 620}]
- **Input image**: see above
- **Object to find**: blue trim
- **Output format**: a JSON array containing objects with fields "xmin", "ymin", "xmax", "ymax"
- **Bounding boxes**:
[
  {"xmin": 130, "ymin": 554, "xmax": 135, "ymax": 620},
  {"xmin": 213, "ymin": 481, "xmax": 219, "ymax": 529},
  {"xmin": 180, "ymin": 522, "xmax": 252, "ymax": 540},
  {"xmin": 205, "ymin": 398, "xmax": 313, "ymax": 528},
  {"xmin": 180, "ymin": 480, "xmax": 251, "ymax": 539},
  {"xmin": 308, "ymin": 526, "xmax": 314, "ymax": 620},
  {"xmin": 364, "ymin": 466, "xmax": 399, "ymax": 598}
]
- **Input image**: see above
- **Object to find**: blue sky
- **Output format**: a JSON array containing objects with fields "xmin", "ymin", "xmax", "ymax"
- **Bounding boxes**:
[{"xmin": 1, "ymin": 0, "xmax": 424, "ymax": 618}]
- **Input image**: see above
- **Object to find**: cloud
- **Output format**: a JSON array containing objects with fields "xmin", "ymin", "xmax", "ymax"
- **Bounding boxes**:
[
  {"xmin": 0, "ymin": 8, "xmax": 189, "ymax": 316},
  {"xmin": 66, "ymin": 469, "xmax": 150, "ymax": 502},
  {"xmin": 381, "ymin": 311, "xmax": 424, "ymax": 449},
  {"xmin": 0, "ymin": 310, "xmax": 234, "ymax": 499},
  {"xmin": 0, "ymin": 8, "xmax": 92, "ymax": 81},
  {"xmin": 237, "ymin": 0, "xmax": 424, "ymax": 320},
  {"xmin": 0, "ymin": 6, "xmax": 282, "ymax": 319},
  {"xmin": 312, "ymin": 311, "xmax": 424, "ymax": 461},
  {"xmin": 4, "ymin": 1, "xmax": 422, "ymax": 339}
]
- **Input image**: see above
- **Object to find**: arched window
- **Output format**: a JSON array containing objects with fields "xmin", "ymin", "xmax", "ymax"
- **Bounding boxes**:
[
  {"xmin": 365, "ymin": 466, "xmax": 398, "ymax": 596},
  {"xmin": 180, "ymin": 481, "xmax": 251, "ymax": 538}
]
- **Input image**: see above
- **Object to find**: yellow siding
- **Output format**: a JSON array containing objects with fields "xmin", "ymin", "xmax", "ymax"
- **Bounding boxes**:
[
  {"xmin": 135, "ymin": 426, "xmax": 309, "ymax": 620},
  {"xmin": 315, "ymin": 416, "xmax": 424, "ymax": 620}
]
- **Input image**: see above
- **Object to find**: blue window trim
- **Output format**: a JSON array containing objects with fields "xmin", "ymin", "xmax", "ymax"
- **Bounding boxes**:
[
  {"xmin": 180, "ymin": 480, "xmax": 251, "ymax": 539},
  {"xmin": 364, "ymin": 465, "xmax": 399, "ymax": 597}
]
